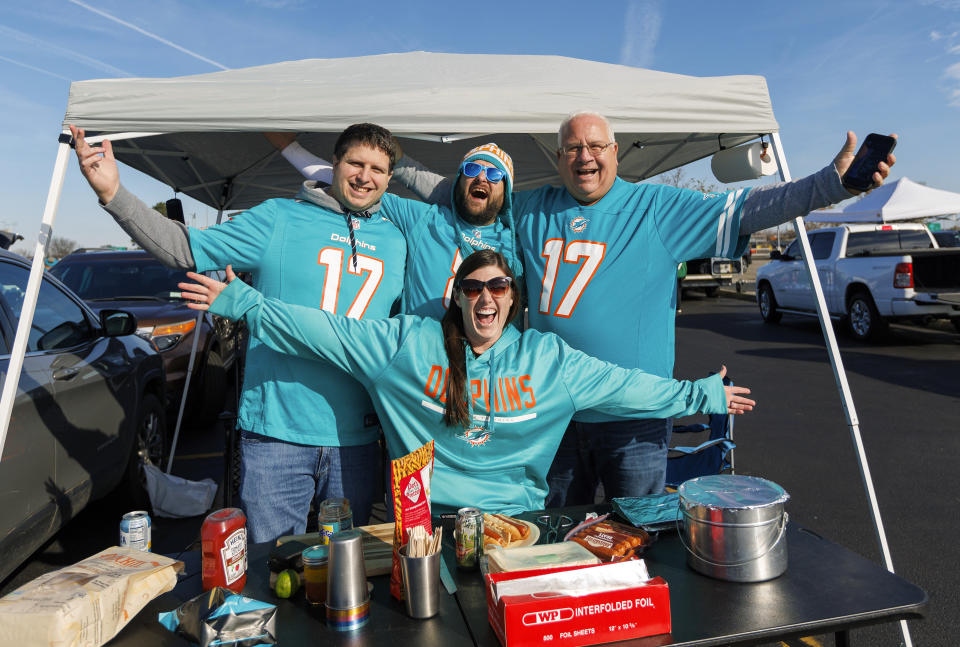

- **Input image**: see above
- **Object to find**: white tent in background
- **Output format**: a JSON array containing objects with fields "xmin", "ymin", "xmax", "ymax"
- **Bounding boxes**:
[{"xmin": 807, "ymin": 177, "xmax": 960, "ymax": 223}]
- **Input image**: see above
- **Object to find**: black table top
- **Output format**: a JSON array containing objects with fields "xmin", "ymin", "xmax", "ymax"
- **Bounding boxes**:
[
  {"xmin": 449, "ymin": 509, "xmax": 927, "ymax": 647},
  {"xmin": 111, "ymin": 510, "xmax": 926, "ymax": 647},
  {"xmin": 111, "ymin": 540, "xmax": 472, "ymax": 646}
]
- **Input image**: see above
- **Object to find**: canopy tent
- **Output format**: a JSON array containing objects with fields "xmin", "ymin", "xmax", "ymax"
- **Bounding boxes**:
[
  {"xmin": 1, "ymin": 52, "xmax": 913, "ymax": 645},
  {"xmin": 63, "ymin": 52, "xmax": 779, "ymax": 209},
  {"xmin": 807, "ymin": 177, "xmax": 960, "ymax": 223}
]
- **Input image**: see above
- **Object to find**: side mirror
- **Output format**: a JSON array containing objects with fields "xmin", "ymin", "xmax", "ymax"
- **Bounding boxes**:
[
  {"xmin": 769, "ymin": 250, "xmax": 782, "ymax": 260},
  {"xmin": 100, "ymin": 309, "xmax": 137, "ymax": 337}
]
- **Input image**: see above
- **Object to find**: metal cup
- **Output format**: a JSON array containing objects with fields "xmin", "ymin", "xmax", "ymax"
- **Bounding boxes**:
[
  {"xmin": 326, "ymin": 529, "xmax": 369, "ymax": 611},
  {"xmin": 399, "ymin": 546, "xmax": 441, "ymax": 619}
]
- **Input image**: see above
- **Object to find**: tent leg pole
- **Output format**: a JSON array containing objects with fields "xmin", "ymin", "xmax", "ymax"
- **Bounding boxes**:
[
  {"xmin": 770, "ymin": 133, "xmax": 912, "ymax": 647},
  {"xmin": 165, "ymin": 310, "xmax": 203, "ymax": 473},
  {"xmin": 0, "ymin": 140, "xmax": 72, "ymax": 460}
]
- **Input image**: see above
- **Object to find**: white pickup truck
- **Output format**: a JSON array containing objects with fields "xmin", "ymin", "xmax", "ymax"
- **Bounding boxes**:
[{"xmin": 755, "ymin": 223, "xmax": 960, "ymax": 341}]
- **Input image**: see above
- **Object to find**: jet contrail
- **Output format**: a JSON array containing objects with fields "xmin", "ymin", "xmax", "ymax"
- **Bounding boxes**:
[
  {"xmin": 0, "ymin": 54, "xmax": 73, "ymax": 81},
  {"xmin": 0, "ymin": 23, "xmax": 131, "ymax": 76},
  {"xmin": 67, "ymin": 0, "xmax": 230, "ymax": 70}
]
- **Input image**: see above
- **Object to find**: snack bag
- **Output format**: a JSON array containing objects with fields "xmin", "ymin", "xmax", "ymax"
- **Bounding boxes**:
[
  {"xmin": 0, "ymin": 546, "xmax": 182, "ymax": 647},
  {"xmin": 158, "ymin": 587, "xmax": 277, "ymax": 647},
  {"xmin": 389, "ymin": 440, "xmax": 434, "ymax": 600}
]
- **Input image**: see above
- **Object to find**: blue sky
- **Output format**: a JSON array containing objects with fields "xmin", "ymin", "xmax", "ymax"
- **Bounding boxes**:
[{"xmin": 2, "ymin": 0, "xmax": 959, "ymax": 249}]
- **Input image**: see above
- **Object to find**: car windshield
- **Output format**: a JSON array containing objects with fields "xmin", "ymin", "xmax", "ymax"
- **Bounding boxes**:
[{"xmin": 50, "ymin": 257, "xmax": 190, "ymax": 301}]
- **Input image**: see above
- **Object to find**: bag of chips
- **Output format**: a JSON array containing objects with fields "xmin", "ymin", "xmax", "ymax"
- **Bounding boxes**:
[
  {"xmin": 389, "ymin": 440, "xmax": 434, "ymax": 600},
  {"xmin": 158, "ymin": 587, "xmax": 277, "ymax": 647}
]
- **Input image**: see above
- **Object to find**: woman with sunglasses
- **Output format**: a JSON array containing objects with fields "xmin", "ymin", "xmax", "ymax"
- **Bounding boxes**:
[{"xmin": 180, "ymin": 250, "xmax": 754, "ymax": 515}]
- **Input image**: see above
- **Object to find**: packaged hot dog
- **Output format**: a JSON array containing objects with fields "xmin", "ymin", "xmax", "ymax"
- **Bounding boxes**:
[
  {"xmin": 389, "ymin": 441, "xmax": 435, "ymax": 600},
  {"xmin": 567, "ymin": 519, "xmax": 651, "ymax": 562}
]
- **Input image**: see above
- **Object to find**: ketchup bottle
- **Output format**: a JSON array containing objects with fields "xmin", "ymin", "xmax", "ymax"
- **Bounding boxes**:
[{"xmin": 201, "ymin": 507, "xmax": 247, "ymax": 593}]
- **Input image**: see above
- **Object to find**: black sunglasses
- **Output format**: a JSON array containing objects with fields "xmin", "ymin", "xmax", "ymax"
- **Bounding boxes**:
[{"xmin": 456, "ymin": 276, "xmax": 512, "ymax": 299}]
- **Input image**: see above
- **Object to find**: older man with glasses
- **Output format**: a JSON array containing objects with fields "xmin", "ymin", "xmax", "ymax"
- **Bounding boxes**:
[{"xmin": 515, "ymin": 111, "xmax": 895, "ymax": 506}]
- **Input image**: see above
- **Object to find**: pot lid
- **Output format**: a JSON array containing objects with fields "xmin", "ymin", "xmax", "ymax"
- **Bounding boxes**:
[{"xmin": 678, "ymin": 475, "xmax": 789, "ymax": 510}]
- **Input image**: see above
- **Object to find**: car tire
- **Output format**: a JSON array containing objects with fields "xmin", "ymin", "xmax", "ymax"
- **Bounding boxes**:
[
  {"xmin": 193, "ymin": 349, "xmax": 227, "ymax": 426},
  {"xmin": 126, "ymin": 392, "xmax": 167, "ymax": 512},
  {"xmin": 704, "ymin": 287, "xmax": 720, "ymax": 298},
  {"xmin": 847, "ymin": 290, "xmax": 887, "ymax": 342},
  {"xmin": 758, "ymin": 283, "xmax": 782, "ymax": 324}
]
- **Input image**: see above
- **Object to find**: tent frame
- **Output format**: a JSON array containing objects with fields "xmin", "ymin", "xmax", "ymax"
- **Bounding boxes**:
[{"xmin": 0, "ymin": 75, "xmax": 912, "ymax": 645}]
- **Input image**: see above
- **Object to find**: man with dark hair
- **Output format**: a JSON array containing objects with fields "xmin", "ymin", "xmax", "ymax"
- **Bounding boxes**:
[{"xmin": 70, "ymin": 122, "xmax": 407, "ymax": 542}]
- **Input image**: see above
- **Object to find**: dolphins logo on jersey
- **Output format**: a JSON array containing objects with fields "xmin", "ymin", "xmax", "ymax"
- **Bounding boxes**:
[
  {"xmin": 456, "ymin": 426, "xmax": 493, "ymax": 447},
  {"xmin": 569, "ymin": 216, "xmax": 590, "ymax": 233}
]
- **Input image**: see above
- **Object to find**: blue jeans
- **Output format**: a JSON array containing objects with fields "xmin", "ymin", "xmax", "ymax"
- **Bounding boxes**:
[
  {"xmin": 239, "ymin": 430, "xmax": 380, "ymax": 543},
  {"xmin": 545, "ymin": 418, "xmax": 672, "ymax": 507}
]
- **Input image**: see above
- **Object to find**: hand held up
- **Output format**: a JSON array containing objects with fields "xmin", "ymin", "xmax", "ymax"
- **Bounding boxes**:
[
  {"xmin": 70, "ymin": 125, "xmax": 120, "ymax": 204},
  {"xmin": 717, "ymin": 365, "xmax": 755, "ymax": 415},
  {"xmin": 179, "ymin": 265, "xmax": 236, "ymax": 311}
]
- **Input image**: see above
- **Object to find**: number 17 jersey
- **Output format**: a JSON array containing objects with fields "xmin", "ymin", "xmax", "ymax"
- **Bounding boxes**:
[{"xmin": 513, "ymin": 177, "xmax": 749, "ymax": 422}]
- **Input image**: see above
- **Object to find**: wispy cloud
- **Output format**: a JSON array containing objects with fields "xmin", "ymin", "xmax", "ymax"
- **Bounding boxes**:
[
  {"xmin": 619, "ymin": 0, "xmax": 661, "ymax": 69},
  {"xmin": 0, "ymin": 54, "xmax": 73, "ymax": 82},
  {"xmin": 919, "ymin": 0, "xmax": 960, "ymax": 9},
  {"xmin": 67, "ymin": 0, "xmax": 230, "ymax": 70},
  {"xmin": 244, "ymin": 0, "xmax": 306, "ymax": 7},
  {"xmin": 0, "ymin": 23, "xmax": 131, "ymax": 76}
]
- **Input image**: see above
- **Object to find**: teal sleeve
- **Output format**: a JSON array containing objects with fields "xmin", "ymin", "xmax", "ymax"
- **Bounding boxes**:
[
  {"xmin": 654, "ymin": 186, "xmax": 751, "ymax": 262},
  {"xmin": 380, "ymin": 193, "xmax": 435, "ymax": 237},
  {"xmin": 189, "ymin": 201, "xmax": 277, "ymax": 273},
  {"xmin": 556, "ymin": 339, "xmax": 727, "ymax": 417},
  {"xmin": 210, "ymin": 279, "xmax": 402, "ymax": 384}
]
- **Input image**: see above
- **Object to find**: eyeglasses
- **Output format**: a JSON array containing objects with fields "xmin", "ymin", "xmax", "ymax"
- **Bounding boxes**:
[
  {"xmin": 559, "ymin": 142, "xmax": 615, "ymax": 158},
  {"xmin": 456, "ymin": 276, "xmax": 512, "ymax": 299},
  {"xmin": 460, "ymin": 162, "xmax": 507, "ymax": 184}
]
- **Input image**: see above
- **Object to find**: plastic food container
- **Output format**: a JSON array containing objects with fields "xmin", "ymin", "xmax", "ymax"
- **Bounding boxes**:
[{"xmin": 678, "ymin": 474, "xmax": 789, "ymax": 582}]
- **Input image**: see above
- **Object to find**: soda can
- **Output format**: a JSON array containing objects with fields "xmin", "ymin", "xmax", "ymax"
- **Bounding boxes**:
[
  {"xmin": 455, "ymin": 507, "xmax": 483, "ymax": 569},
  {"xmin": 119, "ymin": 510, "xmax": 152, "ymax": 551}
]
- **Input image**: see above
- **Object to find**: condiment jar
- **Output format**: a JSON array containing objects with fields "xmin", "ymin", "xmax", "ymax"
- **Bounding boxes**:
[{"xmin": 302, "ymin": 544, "xmax": 330, "ymax": 605}]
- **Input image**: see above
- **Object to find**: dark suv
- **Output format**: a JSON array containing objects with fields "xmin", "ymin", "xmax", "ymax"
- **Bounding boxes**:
[
  {"xmin": 0, "ymin": 250, "xmax": 165, "ymax": 584},
  {"xmin": 50, "ymin": 250, "xmax": 239, "ymax": 424}
]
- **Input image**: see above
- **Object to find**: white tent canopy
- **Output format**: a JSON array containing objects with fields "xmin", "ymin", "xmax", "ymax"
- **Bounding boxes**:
[
  {"xmin": 807, "ymin": 177, "xmax": 960, "ymax": 223},
  {"xmin": 63, "ymin": 51, "xmax": 779, "ymax": 209}
]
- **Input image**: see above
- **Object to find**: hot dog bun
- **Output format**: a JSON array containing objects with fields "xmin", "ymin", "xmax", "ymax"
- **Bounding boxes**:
[
  {"xmin": 494, "ymin": 514, "xmax": 530, "ymax": 540},
  {"xmin": 483, "ymin": 524, "xmax": 507, "ymax": 549}
]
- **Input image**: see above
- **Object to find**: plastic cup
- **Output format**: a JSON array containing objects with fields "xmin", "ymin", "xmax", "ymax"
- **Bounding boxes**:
[{"xmin": 399, "ymin": 545, "xmax": 441, "ymax": 619}]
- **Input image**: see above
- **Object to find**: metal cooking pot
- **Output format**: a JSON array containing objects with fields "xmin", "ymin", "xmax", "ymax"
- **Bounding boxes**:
[{"xmin": 678, "ymin": 475, "xmax": 789, "ymax": 582}]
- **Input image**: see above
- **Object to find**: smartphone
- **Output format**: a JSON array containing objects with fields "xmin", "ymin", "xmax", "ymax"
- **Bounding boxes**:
[{"xmin": 841, "ymin": 133, "xmax": 896, "ymax": 192}]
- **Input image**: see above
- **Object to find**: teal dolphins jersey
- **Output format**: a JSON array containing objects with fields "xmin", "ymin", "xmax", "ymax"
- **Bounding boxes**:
[
  {"xmin": 380, "ymin": 193, "xmax": 522, "ymax": 320},
  {"xmin": 209, "ymin": 279, "xmax": 727, "ymax": 514},
  {"xmin": 188, "ymin": 197, "xmax": 406, "ymax": 446},
  {"xmin": 513, "ymin": 178, "xmax": 750, "ymax": 422}
]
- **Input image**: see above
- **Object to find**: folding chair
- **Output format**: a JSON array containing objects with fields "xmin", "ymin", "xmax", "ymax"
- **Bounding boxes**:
[{"xmin": 665, "ymin": 376, "xmax": 735, "ymax": 489}]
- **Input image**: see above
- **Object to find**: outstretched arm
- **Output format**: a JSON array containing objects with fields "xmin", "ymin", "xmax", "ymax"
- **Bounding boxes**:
[
  {"xmin": 179, "ymin": 266, "xmax": 401, "ymax": 381},
  {"xmin": 739, "ymin": 131, "xmax": 897, "ymax": 236},
  {"xmin": 70, "ymin": 125, "xmax": 196, "ymax": 270},
  {"xmin": 266, "ymin": 133, "xmax": 335, "ymax": 184}
]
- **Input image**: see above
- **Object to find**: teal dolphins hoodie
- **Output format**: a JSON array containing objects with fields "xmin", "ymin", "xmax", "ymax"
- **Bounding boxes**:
[{"xmin": 211, "ymin": 280, "xmax": 727, "ymax": 515}]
